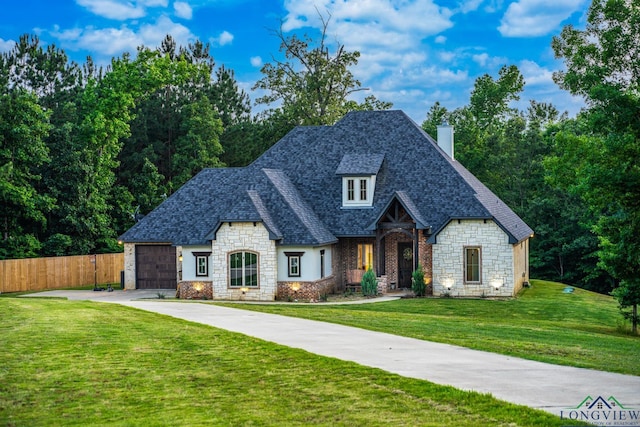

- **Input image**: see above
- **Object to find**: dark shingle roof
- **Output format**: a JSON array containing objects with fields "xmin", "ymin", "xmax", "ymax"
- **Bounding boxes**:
[
  {"xmin": 119, "ymin": 110, "xmax": 533, "ymax": 246},
  {"xmin": 335, "ymin": 154, "xmax": 385, "ymax": 175}
]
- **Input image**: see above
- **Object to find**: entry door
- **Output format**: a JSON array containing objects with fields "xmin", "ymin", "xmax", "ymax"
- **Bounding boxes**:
[{"xmin": 398, "ymin": 242, "xmax": 413, "ymax": 288}]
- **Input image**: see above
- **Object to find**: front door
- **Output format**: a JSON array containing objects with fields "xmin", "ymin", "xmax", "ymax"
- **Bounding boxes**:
[{"xmin": 398, "ymin": 242, "xmax": 413, "ymax": 288}]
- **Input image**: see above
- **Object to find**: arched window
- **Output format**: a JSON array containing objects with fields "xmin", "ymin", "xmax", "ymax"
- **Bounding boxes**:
[{"xmin": 229, "ymin": 251, "xmax": 259, "ymax": 287}]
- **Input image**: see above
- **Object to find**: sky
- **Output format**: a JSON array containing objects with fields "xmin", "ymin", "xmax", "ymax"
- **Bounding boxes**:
[{"xmin": 0, "ymin": 0, "xmax": 589, "ymax": 123}]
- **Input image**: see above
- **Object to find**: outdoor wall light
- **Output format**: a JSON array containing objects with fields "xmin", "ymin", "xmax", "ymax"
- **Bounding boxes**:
[
  {"xmin": 241, "ymin": 287, "xmax": 248, "ymax": 295},
  {"xmin": 442, "ymin": 278, "xmax": 454, "ymax": 291},
  {"xmin": 290, "ymin": 282, "xmax": 301, "ymax": 292},
  {"xmin": 193, "ymin": 282, "xmax": 204, "ymax": 292},
  {"xmin": 178, "ymin": 254, "xmax": 183, "ymax": 262}
]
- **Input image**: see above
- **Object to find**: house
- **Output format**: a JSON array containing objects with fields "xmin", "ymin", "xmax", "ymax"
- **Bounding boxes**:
[{"xmin": 119, "ymin": 110, "xmax": 533, "ymax": 300}]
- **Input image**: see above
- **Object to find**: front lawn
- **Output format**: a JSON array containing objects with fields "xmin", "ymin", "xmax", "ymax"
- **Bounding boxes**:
[
  {"xmin": 0, "ymin": 298, "xmax": 577, "ymax": 426},
  {"xmin": 221, "ymin": 280, "xmax": 640, "ymax": 375}
]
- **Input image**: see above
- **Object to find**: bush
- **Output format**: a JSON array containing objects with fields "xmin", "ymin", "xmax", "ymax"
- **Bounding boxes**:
[
  {"xmin": 361, "ymin": 268, "xmax": 378, "ymax": 297},
  {"xmin": 411, "ymin": 266, "xmax": 426, "ymax": 297}
]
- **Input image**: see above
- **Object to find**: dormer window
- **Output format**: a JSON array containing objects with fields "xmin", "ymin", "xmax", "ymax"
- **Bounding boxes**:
[
  {"xmin": 336, "ymin": 153, "xmax": 384, "ymax": 208},
  {"xmin": 343, "ymin": 176, "xmax": 374, "ymax": 206}
]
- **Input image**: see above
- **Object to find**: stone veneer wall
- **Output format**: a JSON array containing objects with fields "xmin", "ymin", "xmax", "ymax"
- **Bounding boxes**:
[
  {"xmin": 211, "ymin": 222, "xmax": 277, "ymax": 301},
  {"xmin": 432, "ymin": 219, "xmax": 515, "ymax": 297},
  {"xmin": 178, "ymin": 281, "xmax": 213, "ymax": 299},
  {"xmin": 277, "ymin": 275, "xmax": 336, "ymax": 301},
  {"xmin": 123, "ymin": 243, "xmax": 136, "ymax": 290}
]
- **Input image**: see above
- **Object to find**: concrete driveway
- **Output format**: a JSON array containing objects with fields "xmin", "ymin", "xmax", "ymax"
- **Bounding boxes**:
[{"xmin": 26, "ymin": 290, "xmax": 640, "ymax": 423}]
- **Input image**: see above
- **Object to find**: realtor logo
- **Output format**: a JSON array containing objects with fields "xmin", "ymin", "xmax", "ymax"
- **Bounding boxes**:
[{"xmin": 560, "ymin": 395, "xmax": 639, "ymax": 426}]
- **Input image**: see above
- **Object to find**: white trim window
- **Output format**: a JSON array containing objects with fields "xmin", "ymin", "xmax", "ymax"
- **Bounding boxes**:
[
  {"xmin": 285, "ymin": 252, "xmax": 304, "ymax": 278},
  {"xmin": 343, "ymin": 176, "xmax": 375, "ymax": 207},
  {"xmin": 464, "ymin": 246, "xmax": 481, "ymax": 284},
  {"xmin": 193, "ymin": 251, "xmax": 211, "ymax": 277},
  {"xmin": 229, "ymin": 251, "xmax": 258, "ymax": 287}
]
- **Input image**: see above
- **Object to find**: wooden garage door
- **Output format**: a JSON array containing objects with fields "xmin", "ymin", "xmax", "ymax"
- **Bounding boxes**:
[{"xmin": 136, "ymin": 245, "xmax": 177, "ymax": 289}]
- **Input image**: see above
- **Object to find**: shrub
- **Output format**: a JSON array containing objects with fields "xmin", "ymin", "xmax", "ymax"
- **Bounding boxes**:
[
  {"xmin": 411, "ymin": 266, "xmax": 426, "ymax": 297},
  {"xmin": 361, "ymin": 268, "xmax": 378, "ymax": 297}
]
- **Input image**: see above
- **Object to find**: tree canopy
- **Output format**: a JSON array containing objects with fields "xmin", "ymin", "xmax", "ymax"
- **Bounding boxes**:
[
  {"xmin": 551, "ymin": 0, "xmax": 640, "ymax": 332},
  {"xmin": 253, "ymin": 13, "xmax": 391, "ymax": 127}
]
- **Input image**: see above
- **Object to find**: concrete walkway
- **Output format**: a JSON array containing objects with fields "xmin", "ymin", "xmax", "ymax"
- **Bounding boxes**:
[{"xmin": 28, "ymin": 290, "xmax": 640, "ymax": 421}]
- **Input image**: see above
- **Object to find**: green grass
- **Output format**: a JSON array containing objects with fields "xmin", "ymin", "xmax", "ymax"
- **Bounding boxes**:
[
  {"xmin": 219, "ymin": 280, "xmax": 640, "ymax": 376},
  {"xmin": 0, "ymin": 298, "xmax": 580, "ymax": 426}
]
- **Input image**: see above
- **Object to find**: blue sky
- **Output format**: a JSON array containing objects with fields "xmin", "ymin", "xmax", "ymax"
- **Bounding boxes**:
[{"xmin": 0, "ymin": 0, "xmax": 589, "ymax": 123}]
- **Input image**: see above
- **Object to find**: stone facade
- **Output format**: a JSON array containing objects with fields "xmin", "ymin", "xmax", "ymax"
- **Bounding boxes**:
[
  {"xmin": 211, "ymin": 222, "xmax": 277, "ymax": 301},
  {"xmin": 277, "ymin": 275, "xmax": 336, "ymax": 301},
  {"xmin": 178, "ymin": 281, "xmax": 213, "ymax": 299},
  {"xmin": 123, "ymin": 243, "xmax": 136, "ymax": 290},
  {"xmin": 432, "ymin": 219, "xmax": 518, "ymax": 297}
]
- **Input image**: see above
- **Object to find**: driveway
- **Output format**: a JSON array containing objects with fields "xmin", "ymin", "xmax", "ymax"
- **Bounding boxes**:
[{"xmin": 28, "ymin": 290, "xmax": 640, "ymax": 422}]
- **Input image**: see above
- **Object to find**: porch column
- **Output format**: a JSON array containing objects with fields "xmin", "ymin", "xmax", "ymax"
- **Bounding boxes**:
[
  {"xmin": 375, "ymin": 230, "xmax": 382, "ymax": 275},
  {"xmin": 413, "ymin": 226, "xmax": 419, "ymax": 272}
]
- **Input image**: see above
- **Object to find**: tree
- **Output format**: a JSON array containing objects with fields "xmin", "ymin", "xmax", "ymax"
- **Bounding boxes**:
[
  {"xmin": 421, "ymin": 69, "xmax": 610, "ymax": 293},
  {"xmin": 0, "ymin": 90, "xmax": 52, "ymax": 258},
  {"xmin": 117, "ymin": 41, "xmax": 224, "ymax": 218},
  {"xmin": 253, "ymin": 13, "xmax": 391, "ymax": 126},
  {"xmin": 552, "ymin": 0, "xmax": 640, "ymax": 333}
]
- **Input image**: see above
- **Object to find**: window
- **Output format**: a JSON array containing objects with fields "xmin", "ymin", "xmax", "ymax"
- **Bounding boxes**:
[
  {"xmin": 320, "ymin": 250, "xmax": 325, "ymax": 278},
  {"xmin": 229, "ymin": 251, "xmax": 258, "ymax": 287},
  {"xmin": 193, "ymin": 251, "xmax": 211, "ymax": 277},
  {"xmin": 196, "ymin": 256, "xmax": 208, "ymax": 276},
  {"xmin": 347, "ymin": 179, "xmax": 355, "ymax": 201},
  {"xmin": 285, "ymin": 252, "xmax": 304, "ymax": 278},
  {"xmin": 464, "ymin": 247, "xmax": 481, "ymax": 283},
  {"xmin": 289, "ymin": 256, "xmax": 300, "ymax": 276},
  {"xmin": 342, "ymin": 176, "xmax": 375, "ymax": 207},
  {"xmin": 357, "ymin": 244, "xmax": 374, "ymax": 271}
]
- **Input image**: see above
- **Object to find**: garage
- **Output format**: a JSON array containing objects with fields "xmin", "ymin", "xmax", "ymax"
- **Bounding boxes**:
[{"xmin": 135, "ymin": 245, "xmax": 177, "ymax": 289}]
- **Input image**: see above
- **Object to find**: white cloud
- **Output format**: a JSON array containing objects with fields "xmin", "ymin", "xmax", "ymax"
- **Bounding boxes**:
[
  {"xmin": 457, "ymin": 0, "xmax": 483, "ymax": 13},
  {"xmin": 211, "ymin": 30, "xmax": 233, "ymax": 46},
  {"xmin": 518, "ymin": 59, "xmax": 554, "ymax": 86},
  {"xmin": 174, "ymin": 1, "xmax": 193, "ymax": 19},
  {"xmin": 472, "ymin": 52, "xmax": 489, "ymax": 66},
  {"xmin": 498, "ymin": 0, "xmax": 587, "ymax": 37},
  {"xmin": 438, "ymin": 51, "xmax": 455, "ymax": 62},
  {"xmin": 76, "ymin": 0, "xmax": 146, "ymax": 20},
  {"xmin": 0, "ymin": 37, "xmax": 15, "ymax": 53},
  {"xmin": 435, "ymin": 35, "xmax": 446, "ymax": 44},
  {"xmin": 250, "ymin": 56, "xmax": 262, "ymax": 67},
  {"xmin": 51, "ymin": 16, "xmax": 194, "ymax": 57},
  {"xmin": 75, "ymin": 0, "xmax": 169, "ymax": 20},
  {"xmin": 283, "ymin": 0, "xmax": 454, "ymax": 45}
]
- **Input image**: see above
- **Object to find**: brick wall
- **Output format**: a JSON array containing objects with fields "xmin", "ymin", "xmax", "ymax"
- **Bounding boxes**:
[
  {"xmin": 178, "ymin": 281, "xmax": 213, "ymax": 299},
  {"xmin": 334, "ymin": 234, "xmax": 433, "ymax": 294},
  {"xmin": 277, "ymin": 275, "xmax": 336, "ymax": 301}
]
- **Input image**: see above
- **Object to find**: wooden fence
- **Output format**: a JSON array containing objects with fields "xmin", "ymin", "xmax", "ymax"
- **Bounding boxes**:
[{"xmin": 0, "ymin": 253, "xmax": 124, "ymax": 293}]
